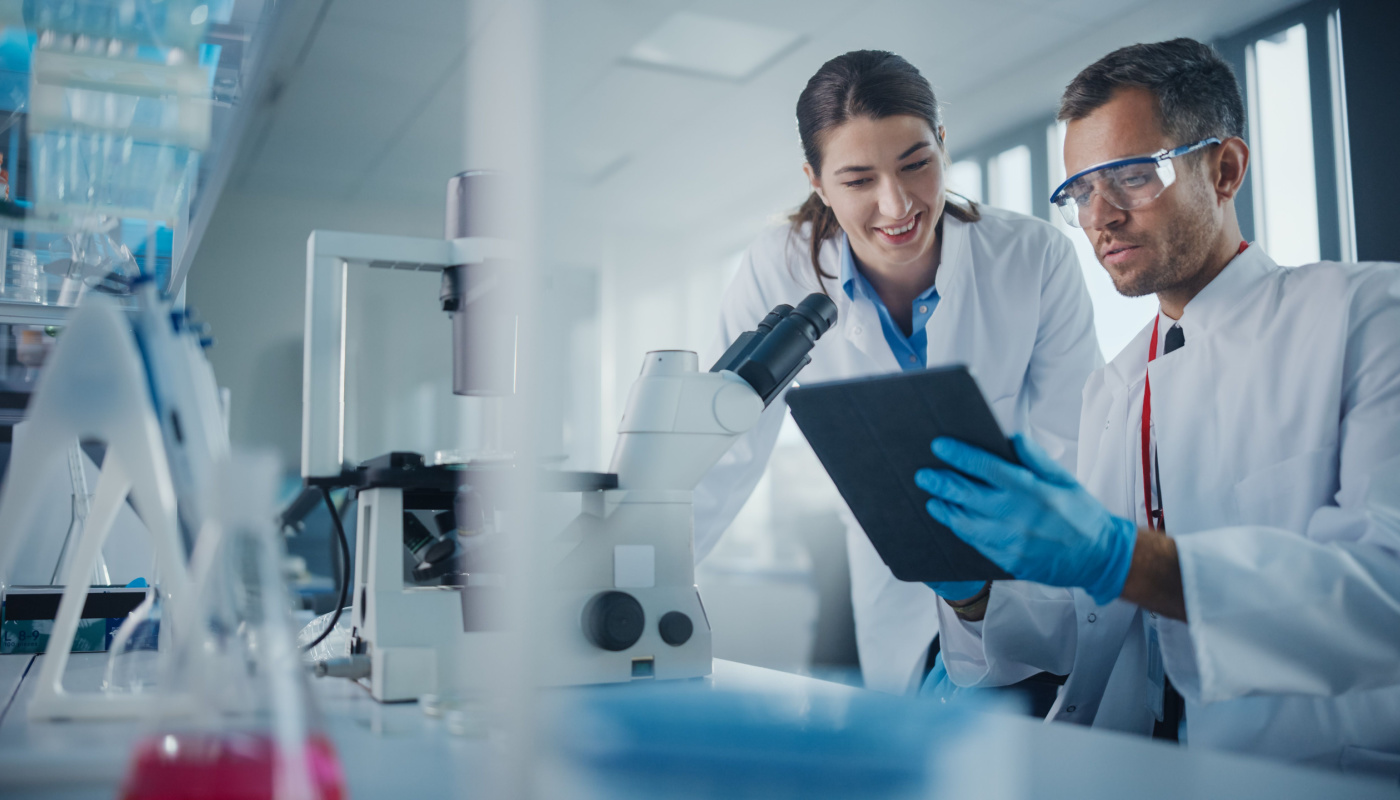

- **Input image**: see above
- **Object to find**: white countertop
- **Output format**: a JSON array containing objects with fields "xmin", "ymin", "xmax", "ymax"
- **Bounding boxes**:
[{"xmin": 0, "ymin": 653, "xmax": 1394, "ymax": 799}]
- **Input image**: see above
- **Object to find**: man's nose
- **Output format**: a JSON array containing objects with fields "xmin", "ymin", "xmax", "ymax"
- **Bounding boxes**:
[
  {"xmin": 1081, "ymin": 190, "xmax": 1126, "ymax": 231},
  {"xmin": 878, "ymin": 178, "xmax": 912, "ymax": 221}
]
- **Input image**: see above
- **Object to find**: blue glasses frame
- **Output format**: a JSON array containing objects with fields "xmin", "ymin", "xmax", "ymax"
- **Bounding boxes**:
[{"xmin": 1049, "ymin": 137, "xmax": 1223, "ymax": 217}]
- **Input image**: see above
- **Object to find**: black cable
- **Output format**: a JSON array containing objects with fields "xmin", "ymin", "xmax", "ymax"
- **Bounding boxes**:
[{"xmin": 302, "ymin": 486, "xmax": 351, "ymax": 653}]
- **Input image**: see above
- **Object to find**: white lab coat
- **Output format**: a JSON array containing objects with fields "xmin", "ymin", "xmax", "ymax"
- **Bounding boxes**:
[
  {"xmin": 936, "ymin": 245, "xmax": 1400, "ymax": 777},
  {"xmin": 693, "ymin": 205, "xmax": 1102, "ymax": 694}
]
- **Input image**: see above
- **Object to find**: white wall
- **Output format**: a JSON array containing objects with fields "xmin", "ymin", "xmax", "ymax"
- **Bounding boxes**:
[{"xmin": 187, "ymin": 189, "xmax": 452, "ymax": 471}]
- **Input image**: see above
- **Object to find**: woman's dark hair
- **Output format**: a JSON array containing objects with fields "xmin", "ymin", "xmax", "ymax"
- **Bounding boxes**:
[{"xmin": 790, "ymin": 50, "xmax": 979, "ymax": 286}]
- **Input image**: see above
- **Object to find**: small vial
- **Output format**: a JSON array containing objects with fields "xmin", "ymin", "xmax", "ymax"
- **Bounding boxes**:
[{"xmin": 4, "ymin": 249, "xmax": 42, "ymax": 304}]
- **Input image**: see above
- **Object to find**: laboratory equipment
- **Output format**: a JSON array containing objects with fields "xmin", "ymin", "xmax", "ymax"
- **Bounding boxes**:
[
  {"xmin": 549, "ymin": 679, "xmax": 972, "ymax": 800},
  {"xmin": 0, "ymin": 277, "xmax": 230, "ymax": 720},
  {"xmin": 326, "ymin": 298, "xmax": 833, "ymax": 698},
  {"xmin": 537, "ymin": 294, "xmax": 833, "ymax": 688},
  {"xmin": 120, "ymin": 452, "xmax": 346, "ymax": 800},
  {"xmin": 27, "ymin": 0, "xmax": 214, "ymax": 223},
  {"xmin": 50, "ymin": 231, "xmax": 142, "ymax": 306},
  {"xmin": 0, "ymin": 583, "xmax": 148, "ymax": 653},
  {"xmin": 299, "ymin": 173, "xmax": 836, "ymax": 699},
  {"xmin": 0, "ymin": 292, "xmax": 190, "ymax": 720},
  {"xmin": 4, "ymin": 248, "xmax": 42, "ymax": 303}
]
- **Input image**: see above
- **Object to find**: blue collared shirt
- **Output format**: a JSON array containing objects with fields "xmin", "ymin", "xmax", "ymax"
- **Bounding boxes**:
[{"xmin": 839, "ymin": 234, "xmax": 940, "ymax": 369}]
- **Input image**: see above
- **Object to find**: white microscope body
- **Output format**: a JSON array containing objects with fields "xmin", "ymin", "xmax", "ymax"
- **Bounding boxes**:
[
  {"xmin": 301, "ymin": 173, "xmax": 839, "ymax": 699},
  {"xmin": 538, "ymin": 353, "xmax": 761, "ymax": 685},
  {"xmin": 538, "ymin": 295, "xmax": 837, "ymax": 686},
  {"xmin": 339, "ymin": 300, "xmax": 832, "ymax": 699}
]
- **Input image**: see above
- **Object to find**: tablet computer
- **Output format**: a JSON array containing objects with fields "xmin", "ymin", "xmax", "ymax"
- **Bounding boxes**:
[{"xmin": 785, "ymin": 365, "xmax": 1015, "ymax": 583}]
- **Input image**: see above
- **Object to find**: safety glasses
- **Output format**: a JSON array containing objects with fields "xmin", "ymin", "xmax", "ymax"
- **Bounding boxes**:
[{"xmin": 1049, "ymin": 137, "xmax": 1221, "ymax": 228}]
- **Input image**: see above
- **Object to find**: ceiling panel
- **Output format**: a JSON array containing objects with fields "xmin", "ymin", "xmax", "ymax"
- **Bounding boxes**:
[{"xmin": 541, "ymin": 0, "xmax": 691, "ymax": 101}]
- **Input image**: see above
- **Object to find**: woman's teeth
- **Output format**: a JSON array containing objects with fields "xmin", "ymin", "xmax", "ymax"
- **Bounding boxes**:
[{"xmin": 880, "ymin": 218, "xmax": 917, "ymax": 236}]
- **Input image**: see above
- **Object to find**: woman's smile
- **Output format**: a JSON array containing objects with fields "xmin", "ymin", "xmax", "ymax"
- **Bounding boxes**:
[{"xmin": 874, "ymin": 212, "xmax": 922, "ymax": 245}]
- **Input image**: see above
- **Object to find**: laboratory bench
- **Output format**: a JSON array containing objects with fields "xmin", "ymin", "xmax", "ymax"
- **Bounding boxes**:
[{"xmin": 0, "ymin": 653, "xmax": 1395, "ymax": 799}]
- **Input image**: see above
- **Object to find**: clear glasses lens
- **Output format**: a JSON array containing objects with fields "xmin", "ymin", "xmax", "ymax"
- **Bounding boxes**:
[{"xmin": 1054, "ymin": 160, "xmax": 1174, "ymax": 228}]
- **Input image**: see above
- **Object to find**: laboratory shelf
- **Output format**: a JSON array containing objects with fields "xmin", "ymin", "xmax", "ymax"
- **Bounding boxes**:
[{"xmin": 0, "ymin": 297, "xmax": 67, "ymax": 326}]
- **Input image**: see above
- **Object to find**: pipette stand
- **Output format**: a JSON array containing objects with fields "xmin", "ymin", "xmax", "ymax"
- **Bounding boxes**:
[{"xmin": 0, "ymin": 295, "xmax": 192, "ymax": 720}]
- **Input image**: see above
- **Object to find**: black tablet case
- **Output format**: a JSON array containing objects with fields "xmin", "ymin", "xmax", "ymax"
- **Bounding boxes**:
[{"xmin": 786, "ymin": 365, "xmax": 1015, "ymax": 583}]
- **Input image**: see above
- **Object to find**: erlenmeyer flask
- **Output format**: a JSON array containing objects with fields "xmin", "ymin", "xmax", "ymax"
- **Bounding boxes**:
[
  {"xmin": 118, "ymin": 452, "xmax": 345, "ymax": 800},
  {"xmin": 101, "ymin": 585, "xmax": 161, "ymax": 695}
]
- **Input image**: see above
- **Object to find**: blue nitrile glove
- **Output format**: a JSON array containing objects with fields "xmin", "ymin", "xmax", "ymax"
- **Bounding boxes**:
[
  {"xmin": 913, "ymin": 433, "xmax": 1137, "ymax": 606},
  {"xmin": 924, "ymin": 581, "xmax": 987, "ymax": 602}
]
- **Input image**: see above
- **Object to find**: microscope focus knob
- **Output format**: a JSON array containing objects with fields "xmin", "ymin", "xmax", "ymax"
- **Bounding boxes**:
[
  {"xmin": 659, "ymin": 611, "xmax": 693, "ymax": 646},
  {"xmin": 583, "ymin": 591, "xmax": 645, "ymax": 651}
]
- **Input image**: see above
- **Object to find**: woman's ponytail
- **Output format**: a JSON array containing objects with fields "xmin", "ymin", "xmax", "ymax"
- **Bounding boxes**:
[{"xmin": 789, "ymin": 192, "xmax": 843, "ymax": 286}]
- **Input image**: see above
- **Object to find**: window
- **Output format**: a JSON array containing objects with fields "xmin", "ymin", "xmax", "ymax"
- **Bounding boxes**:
[
  {"xmin": 946, "ymin": 159, "xmax": 982, "ymax": 203},
  {"xmin": 1247, "ymin": 23, "xmax": 1322, "ymax": 265},
  {"xmin": 1047, "ymin": 122, "xmax": 1157, "ymax": 361},
  {"xmin": 1217, "ymin": 1, "xmax": 1353, "ymax": 263},
  {"xmin": 988, "ymin": 145, "xmax": 1033, "ymax": 216}
]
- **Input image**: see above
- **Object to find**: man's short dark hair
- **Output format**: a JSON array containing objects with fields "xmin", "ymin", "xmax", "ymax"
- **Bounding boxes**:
[{"xmin": 1059, "ymin": 38, "xmax": 1245, "ymax": 144}]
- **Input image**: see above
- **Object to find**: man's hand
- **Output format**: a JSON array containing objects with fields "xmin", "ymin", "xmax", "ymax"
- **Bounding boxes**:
[{"xmin": 914, "ymin": 434, "xmax": 1137, "ymax": 606}]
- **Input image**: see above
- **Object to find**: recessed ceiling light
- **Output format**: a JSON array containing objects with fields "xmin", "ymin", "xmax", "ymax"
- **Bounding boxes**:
[{"xmin": 624, "ymin": 11, "xmax": 803, "ymax": 82}]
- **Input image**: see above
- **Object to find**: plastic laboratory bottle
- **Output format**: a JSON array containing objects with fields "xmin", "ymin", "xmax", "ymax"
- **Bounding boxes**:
[{"xmin": 4, "ymin": 249, "xmax": 42, "ymax": 304}]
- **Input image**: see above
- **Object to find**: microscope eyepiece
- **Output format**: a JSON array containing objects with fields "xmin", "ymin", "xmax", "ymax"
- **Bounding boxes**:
[
  {"xmin": 788, "ymin": 293, "xmax": 838, "ymax": 338},
  {"xmin": 756, "ymin": 305, "xmax": 793, "ymax": 333},
  {"xmin": 728, "ymin": 293, "xmax": 838, "ymax": 406}
]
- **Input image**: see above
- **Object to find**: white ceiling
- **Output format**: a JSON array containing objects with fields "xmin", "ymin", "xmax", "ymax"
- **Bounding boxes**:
[{"xmin": 226, "ymin": 0, "xmax": 1306, "ymax": 267}]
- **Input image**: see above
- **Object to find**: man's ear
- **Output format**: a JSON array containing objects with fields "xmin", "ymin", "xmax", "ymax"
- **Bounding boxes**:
[
  {"xmin": 1214, "ymin": 137, "xmax": 1250, "ymax": 203},
  {"xmin": 803, "ymin": 162, "xmax": 830, "ymax": 206}
]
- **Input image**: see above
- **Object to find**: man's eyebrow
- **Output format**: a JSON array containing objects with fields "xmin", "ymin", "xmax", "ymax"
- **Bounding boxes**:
[{"xmin": 831, "ymin": 141, "xmax": 933, "ymax": 176}]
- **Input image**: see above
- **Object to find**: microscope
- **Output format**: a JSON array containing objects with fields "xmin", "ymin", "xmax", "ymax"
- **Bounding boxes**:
[
  {"xmin": 300, "ymin": 172, "xmax": 836, "ymax": 700},
  {"xmin": 536, "ymin": 293, "xmax": 837, "ymax": 686}
]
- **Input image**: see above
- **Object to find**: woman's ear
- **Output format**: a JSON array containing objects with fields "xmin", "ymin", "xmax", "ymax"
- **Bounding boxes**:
[{"xmin": 803, "ymin": 162, "xmax": 830, "ymax": 206}]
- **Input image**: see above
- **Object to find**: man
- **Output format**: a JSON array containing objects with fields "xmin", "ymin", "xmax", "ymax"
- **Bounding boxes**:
[{"xmin": 917, "ymin": 38, "xmax": 1400, "ymax": 778}]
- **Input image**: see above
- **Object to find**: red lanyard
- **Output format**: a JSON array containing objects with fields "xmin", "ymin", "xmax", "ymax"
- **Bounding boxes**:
[
  {"xmin": 1142, "ymin": 241, "xmax": 1249, "ymax": 531},
  {"xmin": 1141, "ymin": 316, "xmax": 1164, "ymax": 530}
]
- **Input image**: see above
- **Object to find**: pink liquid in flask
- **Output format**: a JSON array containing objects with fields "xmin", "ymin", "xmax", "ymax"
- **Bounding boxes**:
[{"xmin": 120, "ymin": 731, "xmax": 346, "ymax": 800}]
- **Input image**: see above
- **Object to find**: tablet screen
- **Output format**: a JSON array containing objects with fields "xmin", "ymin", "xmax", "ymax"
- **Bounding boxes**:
[{"xmin": 786, "ymin": 365, "xmax": 1014, "ymax": 583}]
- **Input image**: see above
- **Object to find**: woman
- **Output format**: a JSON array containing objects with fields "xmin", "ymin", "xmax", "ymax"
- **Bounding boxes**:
[{"xmin": 692, "ymin": 50, "xmax": 1102, "ymax": 694}]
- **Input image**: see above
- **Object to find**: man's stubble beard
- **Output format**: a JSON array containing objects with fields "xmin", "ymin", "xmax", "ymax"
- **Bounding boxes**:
[{"xmin": 1104, "ymin": 179, "xmax": 1219, "ymax": 299}]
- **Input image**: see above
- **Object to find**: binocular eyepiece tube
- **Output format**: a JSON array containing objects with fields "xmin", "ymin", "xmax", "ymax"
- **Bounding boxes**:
[{"xmin": 710, "ymin": 293, "xmax": 838, "ymax": 406}]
